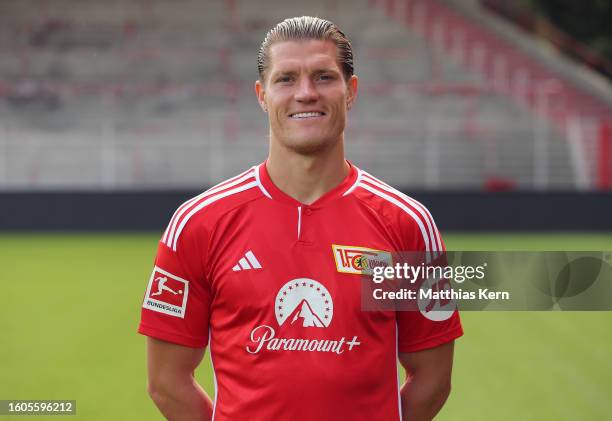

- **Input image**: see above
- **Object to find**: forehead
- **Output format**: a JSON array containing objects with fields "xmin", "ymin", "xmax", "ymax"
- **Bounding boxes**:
[{"xmin": 267, "ymin": 39, "xmax": 340, "ymax": 73}]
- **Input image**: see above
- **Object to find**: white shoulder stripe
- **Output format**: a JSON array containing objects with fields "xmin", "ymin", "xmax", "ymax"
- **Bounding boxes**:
[
  {"xmin": 360, "ymin": 175, "xmax": 440, "ymax": 252},
  {"xmin": 361, "ymin": 172, "xmax": 442, "ymax": 252},
  {"xmin": 163, "ymin": 168, "xmax": 256, "ymax": 247},
  {"xmin": 171, "ymin": 181, "xmax": 259, "ymax": 251},
  {"xmin": 255, "ymin": 163, "xmax": 272, "ymax": 198},
  {"xmin": 359, "ymin": 182, "xmax": 433, "ymax": 252},
  {"xmin": 162, "ymin": 167, "xmax": 254, "ymax": 243},
  {"xmin": 342, "ymin": 167, "xmax": 363, "ymax": 196}
]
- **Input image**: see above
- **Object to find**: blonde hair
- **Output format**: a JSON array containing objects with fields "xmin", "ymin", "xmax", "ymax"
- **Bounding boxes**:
[{"xmin": 257, "ymin": 16, "xmax": 354, "ymax": 82}]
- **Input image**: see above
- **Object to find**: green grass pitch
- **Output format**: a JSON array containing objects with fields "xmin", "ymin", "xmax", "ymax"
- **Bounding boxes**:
[{"xmin": 1, "ymin": 233, "xmax": 611, "ymax": 420}]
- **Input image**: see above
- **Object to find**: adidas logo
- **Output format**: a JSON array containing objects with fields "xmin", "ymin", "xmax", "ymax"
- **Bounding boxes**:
[{"xmin": 232, "ymin": 250, "xmax": 262, "ymax": 271}]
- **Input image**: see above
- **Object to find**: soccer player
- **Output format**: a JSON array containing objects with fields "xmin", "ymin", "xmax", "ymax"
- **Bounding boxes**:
[{"xmin": 139, "ymin": 16, "xmax": 462, "ymax": 421}]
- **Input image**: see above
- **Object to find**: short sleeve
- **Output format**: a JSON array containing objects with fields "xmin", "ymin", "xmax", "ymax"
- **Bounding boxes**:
[
  {"xmin": 396, "ymin": 209, "xmax": 463, "ymax": 353},
  {"xmin": 396, "ymin": 306, "xmax": 463, "ymax": 353},
  {"xmin": 138, "ymin": 219, "xmax": 211, "ymax": 348}
]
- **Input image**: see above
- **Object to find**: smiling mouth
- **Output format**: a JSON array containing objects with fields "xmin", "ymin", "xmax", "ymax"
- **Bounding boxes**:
[{"xmin": 289, "ymin": 112, "xmax": 325, "ymax": 119}]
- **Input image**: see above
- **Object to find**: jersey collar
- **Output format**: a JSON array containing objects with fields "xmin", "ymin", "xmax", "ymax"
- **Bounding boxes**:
[{"xmin": 258, "ymin": 160, "xmax": 359, "ymax": 207}]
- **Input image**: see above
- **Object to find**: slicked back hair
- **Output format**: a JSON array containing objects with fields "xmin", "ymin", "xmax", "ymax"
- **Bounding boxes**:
[{"xmin": 257, "ymin": 16, "xmax": 354, "ymax": 83}]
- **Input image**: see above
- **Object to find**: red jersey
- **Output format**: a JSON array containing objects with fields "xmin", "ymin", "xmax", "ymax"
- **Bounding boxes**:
[{"xmin": 139, "ymin": 162, "xmax": 462, "ymax": 421}]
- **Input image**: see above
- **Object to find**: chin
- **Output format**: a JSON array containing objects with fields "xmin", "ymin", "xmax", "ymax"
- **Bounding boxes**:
[{"xmin": 285, "ymin": 136, "xmax": 336, "ymax": 155}]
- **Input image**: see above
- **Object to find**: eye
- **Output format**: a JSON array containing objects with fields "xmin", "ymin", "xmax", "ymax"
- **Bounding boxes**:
[
  {"xmin": 276, "ymin": 75, "xmax": 293, "ymax": 83},
  {"xmin": 318, "ymin": 73, "xmax": 334, "ymax": 81}
]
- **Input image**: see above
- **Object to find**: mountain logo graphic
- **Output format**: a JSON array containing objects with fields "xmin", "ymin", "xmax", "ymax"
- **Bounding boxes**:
[{"xmin": 275, "ymin": 278, "xmax": 333, "ymax": 328}]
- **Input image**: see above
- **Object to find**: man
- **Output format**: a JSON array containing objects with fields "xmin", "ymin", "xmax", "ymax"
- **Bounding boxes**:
[{"xmin": 139, "ymin": 16, "xmax": 462, "ymax": 421}]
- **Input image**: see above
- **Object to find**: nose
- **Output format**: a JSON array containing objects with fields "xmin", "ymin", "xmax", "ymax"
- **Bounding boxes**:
[{"xmin": 294, "ymin": 77, "xmax": 319, "ymax": 103}]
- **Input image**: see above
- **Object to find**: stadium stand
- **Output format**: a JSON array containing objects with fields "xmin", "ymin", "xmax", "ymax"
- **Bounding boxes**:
[{"xmin": 0, "ymin": 0, "xmax": 610, "ymax": 190}]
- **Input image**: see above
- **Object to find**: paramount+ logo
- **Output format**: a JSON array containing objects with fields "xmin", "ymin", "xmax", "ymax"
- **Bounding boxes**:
[{"xmin": 245, "ymin": 278, "xmax": 361, "ymax": 355}]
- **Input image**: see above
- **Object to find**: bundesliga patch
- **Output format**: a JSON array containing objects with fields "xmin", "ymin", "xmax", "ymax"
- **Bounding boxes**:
[
  {"xmin": 142, "ymin": 266, "xmax": 189, "ymax": 318},
  {"xmin": 332, "ymin": 244, "xmax": 392, "ymax": 275}
]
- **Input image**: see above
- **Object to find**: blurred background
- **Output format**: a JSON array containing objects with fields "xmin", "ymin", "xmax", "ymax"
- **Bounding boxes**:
[
  {"xmin": 1, "ymin": 0, "xmax": 611, "ymax": 230},
  {"xmin": 1, "ymin": 0, "xmax": 611, "ymax": 420},
  {"xmin": 0, "ymin": 0, "xmax": 611, "ymax": 191}
]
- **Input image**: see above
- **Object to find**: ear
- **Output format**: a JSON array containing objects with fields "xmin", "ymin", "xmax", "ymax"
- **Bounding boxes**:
[
  {"xmin": 346, "ymin": 75, "xmax": 358, "ymax": 111},
  {"xmin": 255, "ymin": 80, "xmax": 267, "ymax": 112}
]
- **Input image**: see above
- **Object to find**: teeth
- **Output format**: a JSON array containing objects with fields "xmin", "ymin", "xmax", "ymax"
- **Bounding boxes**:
[{"xmin": 291, "ymin": 112, "xmax": 323, "ymax": 118}]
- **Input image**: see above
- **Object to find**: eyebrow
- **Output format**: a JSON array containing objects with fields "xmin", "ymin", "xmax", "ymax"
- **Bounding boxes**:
[
  {"xmin": 270, "ymin": 68, "xmax": 340, "ymax": 79},
  {"xmin": 271, "ymin": 70, "xmax": 298, "ymax": 79},
  {"xmin": 312, "ymin": 69, "xmax": 340, "ymax": 76}
]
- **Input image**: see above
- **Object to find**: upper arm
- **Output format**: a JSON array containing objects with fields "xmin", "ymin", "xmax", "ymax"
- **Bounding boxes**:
[
  {"xmin": 138, "ymin": 213, "xmax": 212, "ymax": 348},
  {"xmin": 398, "ymin": 340, "xmax": 455, "ymax": 385},
  {"xmin": 147, "ymin": 337, "xmax": 206, "ymax": 388}
]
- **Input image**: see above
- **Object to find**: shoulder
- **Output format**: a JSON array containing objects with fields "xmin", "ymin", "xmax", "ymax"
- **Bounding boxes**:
[
  {"xmin": 350, "ymin": 168, "xmax": 443, "ymax": 252},
  {"xmin": 161, "ymin": 165, "xmax": 269, "ymax": 252}
]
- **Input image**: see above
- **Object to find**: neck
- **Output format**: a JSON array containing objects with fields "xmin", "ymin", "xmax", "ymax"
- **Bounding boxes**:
[{"xmin": 266, "ymin": 138, "xmax": 350, "ymax": 205}]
